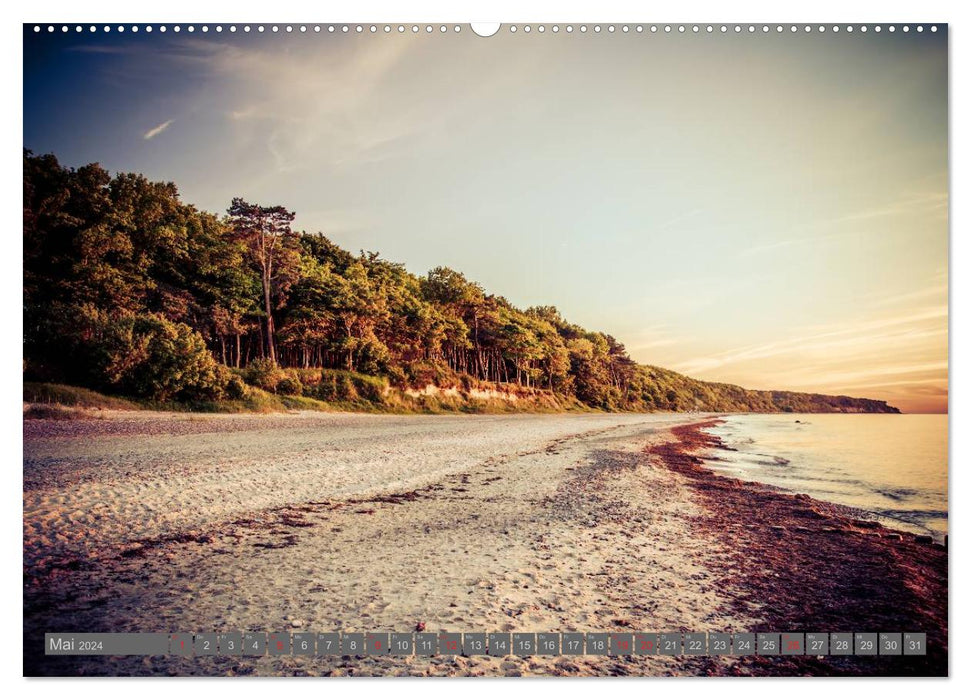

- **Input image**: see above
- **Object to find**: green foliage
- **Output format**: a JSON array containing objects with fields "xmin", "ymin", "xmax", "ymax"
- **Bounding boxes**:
[
  {"xmin": 87, "ymin": 313, "xmax": 231, "ymax": 402},
  {"xmin": 22, "ymin": 150, "xmax": 900, "ymax": 415},
  {"xmin": 276, "ymin": 374, "xmax": 303, "ymax": 396},
  {"xmin": 243, "ymin": 358, "xmax": 286, "ymax": 392},
  {"xmin": 304, "ymin": 369, "xmax": 388, "ymax": 404},
  {"xmin": 225, "ymin": 374, "xmax": 250, "ymax": 400}
]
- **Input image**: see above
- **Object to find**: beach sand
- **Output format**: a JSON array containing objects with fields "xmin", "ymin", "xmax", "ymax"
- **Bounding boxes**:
[{"xmin": 23, "ymin": 411, "xmax": 946, "ymax": 676}]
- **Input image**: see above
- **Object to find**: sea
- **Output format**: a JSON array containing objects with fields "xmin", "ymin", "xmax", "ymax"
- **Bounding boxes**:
[{"xmin": 701, "ymin": 414, "xmax": 948, "ymax": 541}]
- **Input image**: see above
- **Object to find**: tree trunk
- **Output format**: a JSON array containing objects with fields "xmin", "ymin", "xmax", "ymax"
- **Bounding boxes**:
[{"xmin": 262, "ymin": 270, "xmax": 276, "ymax": 364}]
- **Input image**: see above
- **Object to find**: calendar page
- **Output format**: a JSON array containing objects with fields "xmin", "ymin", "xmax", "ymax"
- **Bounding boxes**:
[{"xmin": 22, "ymin": 18, "xmax": 948, "ymax": 679}]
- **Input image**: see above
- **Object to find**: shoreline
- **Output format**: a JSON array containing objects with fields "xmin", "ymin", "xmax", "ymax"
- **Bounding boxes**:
[
  {"xmin": 23, "ymin": 413, "xmax": 947, "ymax": 676},
  {"xmin": 698, "ymin": 415, "xmax": 948, "ymax": 544},
  {"xmin": 649, "ymin": 420, "xmax": 948, "ymax": 676}
]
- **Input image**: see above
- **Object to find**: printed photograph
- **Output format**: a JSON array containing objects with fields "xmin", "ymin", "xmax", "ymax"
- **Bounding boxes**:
[{"xmin": 22, "ymin": 22, "xmax": 948, "ymax": 676}]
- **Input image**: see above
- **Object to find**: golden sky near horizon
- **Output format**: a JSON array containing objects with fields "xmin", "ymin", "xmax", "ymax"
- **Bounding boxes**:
[{"xmin": 25, "ymin": 27, "xmax": 949, "ymax": 412}]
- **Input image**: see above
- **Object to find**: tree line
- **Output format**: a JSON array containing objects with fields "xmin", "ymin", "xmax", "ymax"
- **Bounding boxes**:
[{"xmin": 23, "ymin": 150, "xmax": 898, "ymax": 413}]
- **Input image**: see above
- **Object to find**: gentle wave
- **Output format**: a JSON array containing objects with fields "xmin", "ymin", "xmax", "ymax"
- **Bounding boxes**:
[{"xmin": 702, "ymin": 414, "xmax": 948, "ymax": 540}]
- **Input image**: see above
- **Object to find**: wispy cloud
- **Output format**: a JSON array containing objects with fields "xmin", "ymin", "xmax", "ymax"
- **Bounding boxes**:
[
  {"xmin": 735, "ymin": 229, "xmax": 861, "ymax": 259},
  {"xmin": 143, "ymin": 36, "xmax": 535, "ymax": 174},
  {"xmin": 624, "ymin": 323, "xmax": 689, "ymax": 353},
  {"xmin": 672, "ymin": 307, "xmax": 947, "ymax": 376},
  {"xmin": 664, "ymin": 304, "xmax": 948, "ymax": 412},
  {"xmin": 175, "ymin": 37, "xmax": 421, "ymax": 172},
  {"xmin": 735, "ymin": 191, "xmax": 948, "ymax": 260},
  {"xmin": 143, "ymin": 119, "xmax": 173, "ymax": 140},
  {"xmin": 651, "ymin": 208, "xmax": 704, "ymax": 234},
  {"xmin": 832, "ymin": 191, "xmax": 949, "ymax": 224},
  {"xmin": 66, "ymin": 44, "xmax": 135, "ymax": 55},
  {"xmin": 866, "ymin": 277, "xmax": 948, "ymax": 309}
]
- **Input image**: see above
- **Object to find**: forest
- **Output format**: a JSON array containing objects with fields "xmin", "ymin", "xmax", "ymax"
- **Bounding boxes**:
[{"xmin": 23, "ymin": 150, "xmax": 899, "ymax": 414}]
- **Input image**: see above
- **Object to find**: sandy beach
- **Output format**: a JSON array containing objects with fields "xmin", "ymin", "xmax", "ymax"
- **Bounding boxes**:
[{"xmin": 23, "ymin": 411, "xmax": 946, "ymax": 676}]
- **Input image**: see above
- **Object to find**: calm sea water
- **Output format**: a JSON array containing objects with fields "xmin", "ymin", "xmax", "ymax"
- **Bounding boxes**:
[{"xmin": 701, "ymin": 414, "xmax": 948, "ymax": 540}]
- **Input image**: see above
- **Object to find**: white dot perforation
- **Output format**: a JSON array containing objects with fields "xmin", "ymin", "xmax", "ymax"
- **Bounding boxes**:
[{"xmin": 27, "ymin": 23, "xmax": 941, "ymax": 38}]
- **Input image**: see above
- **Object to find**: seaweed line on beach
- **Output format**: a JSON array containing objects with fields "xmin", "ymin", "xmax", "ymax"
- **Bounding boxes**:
[{"xmin": 647, "ymin": 420, "xmax": 948, "ymax": 677}]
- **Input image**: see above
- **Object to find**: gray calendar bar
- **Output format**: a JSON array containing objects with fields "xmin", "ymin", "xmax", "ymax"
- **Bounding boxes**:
[{"xmin": 44, "ymin": 631, "xmax": 927, "ymax": 657}]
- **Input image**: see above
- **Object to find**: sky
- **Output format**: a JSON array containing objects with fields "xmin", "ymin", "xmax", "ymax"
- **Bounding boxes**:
[{"xmin": 23, "ymin": 24, "xmax": 949, "ymax": 412}]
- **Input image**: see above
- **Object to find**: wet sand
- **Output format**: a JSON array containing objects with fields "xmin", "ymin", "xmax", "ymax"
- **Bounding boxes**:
[
  {"xmin": 23, "ymin": 412, "xmax": 946, "ymax": 676},
  {"xmin": 649, "ymin": 421, "xmax": 948, "ymax": 676}
]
